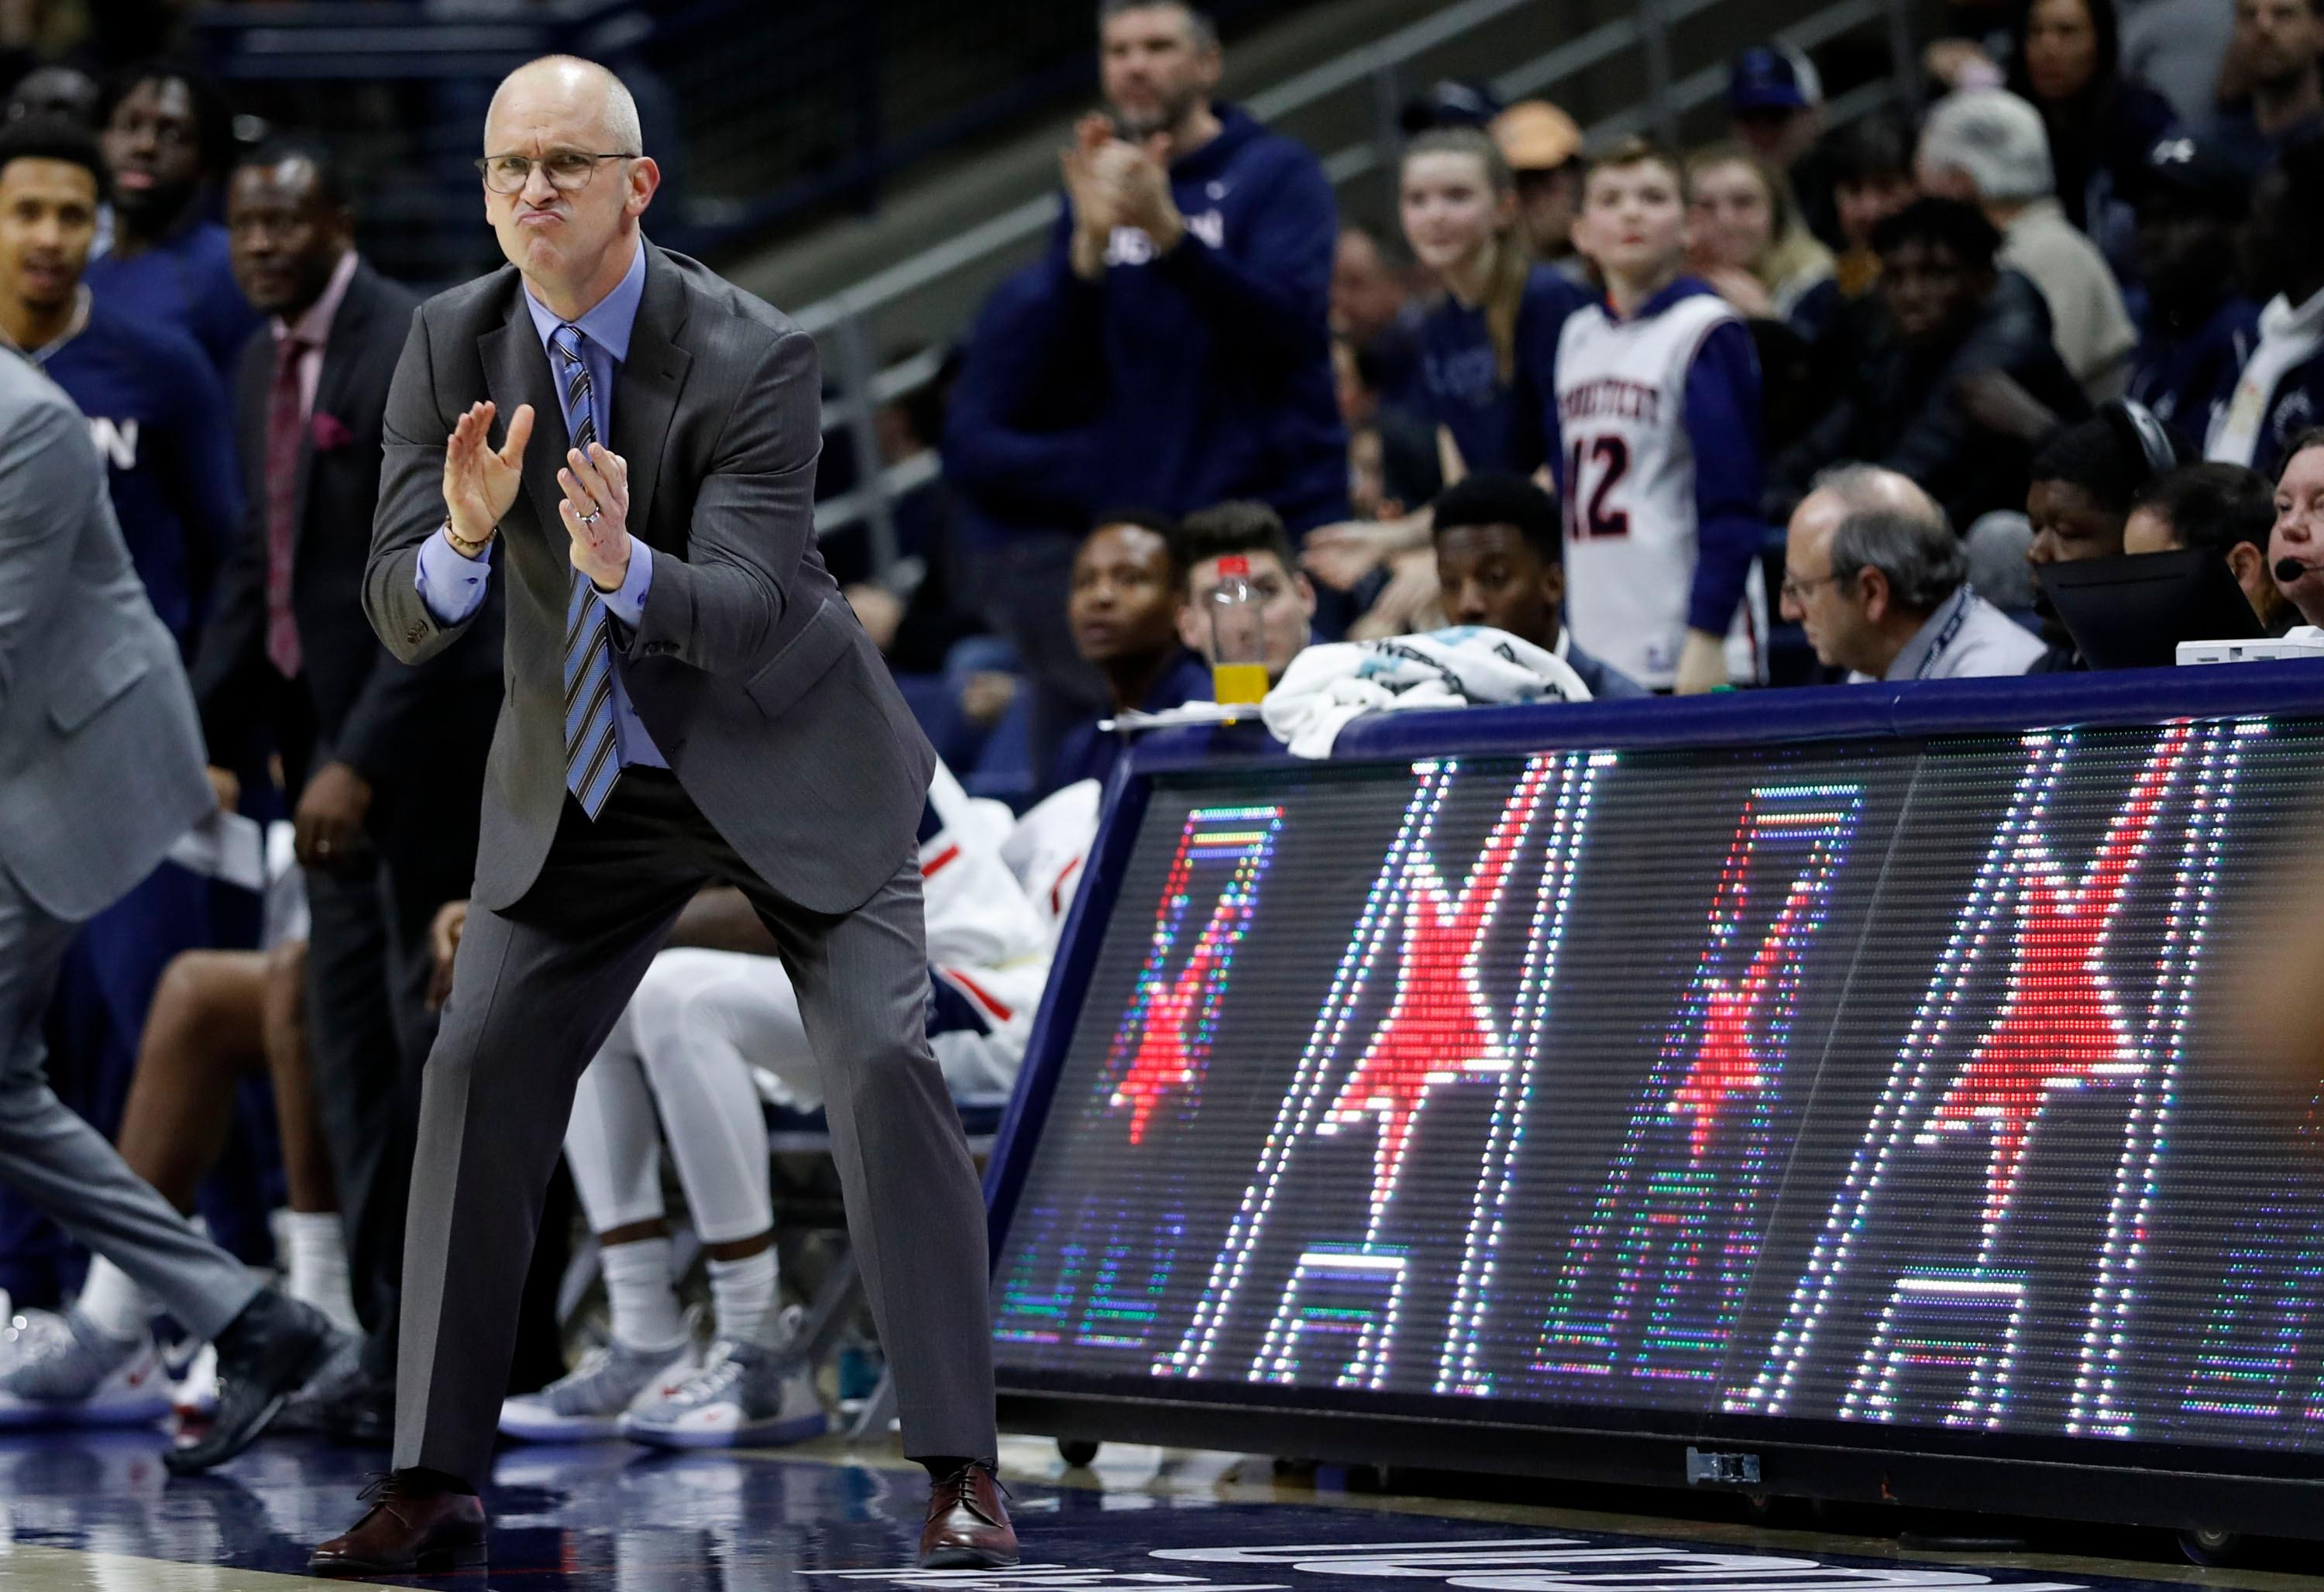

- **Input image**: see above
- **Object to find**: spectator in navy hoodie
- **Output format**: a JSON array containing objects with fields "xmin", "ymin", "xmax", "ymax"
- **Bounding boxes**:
[
  {"xmin": 88, "ymin": 60, "xmax": 260, "ymax": 381},
  {"xmin": 2129, "ymin": 134, "xmax": 2258, "ymax": 449},
  {"xmin": 1040, "ymin": 0, "xmax": 1346, "ymax": 534}
]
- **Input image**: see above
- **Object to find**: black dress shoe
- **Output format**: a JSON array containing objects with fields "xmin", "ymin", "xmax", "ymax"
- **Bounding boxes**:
[
  {"xmin": 920, "ymin": 1460, "xmax": 1019, "ymax": 1569},
  {"xmin": 164, "ymin": 1292, "xmax": 342, "ymax": 1475},
  {"xmin": 310, "ymin": 1471, "xmax": 487, "ymax": 1577},
  {"xmin": 277, "ymin": 1340, "xmax": 394, "ymax": 1447}
]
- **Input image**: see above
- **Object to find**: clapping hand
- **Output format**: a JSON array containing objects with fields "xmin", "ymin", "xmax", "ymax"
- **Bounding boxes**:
[
  {"xmin": 560, "ymin": 442, "xmax": 634, "ymax": 591},
  {"xmin": 1091, "ymin": 130, "xmax": 1182, "ymax": 249},
  {"xmin": 442, "ymin": 400, "xmax": 533, "ymax": 551},
  {"xmin": 1061, "ymin": 115, "xmax": 1120, "ymax": 279}
]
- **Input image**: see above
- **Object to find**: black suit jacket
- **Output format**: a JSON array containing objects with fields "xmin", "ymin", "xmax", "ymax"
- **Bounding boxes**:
[
  {"xmin": 363, "ymin": 243, "xmax": 932, "ymax": 916},
  {"xmin": 194, "ymin": 257, "xmax": 501, "ymax": 879}
]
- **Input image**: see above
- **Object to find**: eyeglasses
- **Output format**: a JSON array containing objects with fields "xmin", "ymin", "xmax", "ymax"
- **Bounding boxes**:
[
  {"xmin": 475, "ymin": 149, "xmax": 636, "ymax": 195},
  {"xmin": 1778, "ymin": 570, "xmax": 1845, "ymax": 603}
]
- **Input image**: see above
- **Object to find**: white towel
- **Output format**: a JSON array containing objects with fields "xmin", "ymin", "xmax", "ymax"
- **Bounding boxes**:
[{"xmin": 1260, "ymin": 626, "xmax": 1593, "ymax": 758}]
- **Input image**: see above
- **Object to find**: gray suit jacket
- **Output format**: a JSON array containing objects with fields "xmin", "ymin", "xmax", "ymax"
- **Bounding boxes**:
[
  {"xmin": 0, "ymin": 352, "xmax": 212, "ymax": 921},
  {"xmin": 364, "ymin": 244, "xmax": 933, "ymax": 915}
]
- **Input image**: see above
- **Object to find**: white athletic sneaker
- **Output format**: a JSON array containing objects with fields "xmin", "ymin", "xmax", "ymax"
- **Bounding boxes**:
[
  {"xmin": 620, "ymin": 1308, "xmax": 827, "ymax": 1449},
  {"xmin": 500, "ymin": 1329, "xmax": 701, "ymax": 1442},
  {"xmin": 0, "ymin": 1308, "xmax": 172, "ymax": 1428},
  {"xmin": 171, "ymin": 1339, "xmax": 220, "ymax": 1419}
]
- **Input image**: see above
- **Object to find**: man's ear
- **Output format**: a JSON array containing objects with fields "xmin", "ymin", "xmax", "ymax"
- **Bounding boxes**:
[
  {"xmin": 1858, "ymin": 565, "xmax": 1893, "ymax": 624},
  {"xmin": 1540, "ymin": 561, "xmax": 1566, "ymax": 612},
  {"xmin": 1174, "ymin": 600, "xmax": 1203, "ymax": 656},
  {"xmin": 2227, "ymin": 539, "xmax": 2267, "ymax": 590}
]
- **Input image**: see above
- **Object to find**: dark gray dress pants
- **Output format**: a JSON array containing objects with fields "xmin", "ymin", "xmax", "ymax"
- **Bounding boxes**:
[{"xmin": 390, "ymin": 771, "xmax": 997, "ymax": 1486}]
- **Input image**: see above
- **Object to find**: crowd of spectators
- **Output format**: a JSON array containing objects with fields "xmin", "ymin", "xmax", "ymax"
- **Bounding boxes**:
[{"xmin": 9, "ymin": 0, "xmax": 2324, "ymax": 1460}]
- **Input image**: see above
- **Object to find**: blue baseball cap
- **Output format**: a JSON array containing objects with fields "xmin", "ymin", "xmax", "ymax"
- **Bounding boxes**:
[{"xmin": 1728, "ymin": 45, "xmax": 1814, "ymax": 113}]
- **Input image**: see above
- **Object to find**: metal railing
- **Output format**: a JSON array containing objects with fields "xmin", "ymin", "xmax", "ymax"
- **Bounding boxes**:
[{"xmin": 803, "ymin": 0, "xmax": 1922, "ymax": 581}]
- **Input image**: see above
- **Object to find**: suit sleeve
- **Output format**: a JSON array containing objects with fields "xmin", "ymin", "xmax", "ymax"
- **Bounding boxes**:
[
  {"xmin": 1683, "ymin": 318, "xmax": 1766, "ymax": 636},
  {"xmin": 0, "ymin": 401, "xmax": 105, "ymax": 700},
  {"xmin": 159, "ymin": 342, "xmax": 244, "ymax": 644},
  {"xmin": 1149, "ymin": 151, "xmax": 1335, "ymax": 371},
  {"xmin": 364, "ymin": 306, "xmax": 477, "ymax": 665},
  {"xmin": 188, "ymin": 342, "xmax": 267, "ymax": 762},
  {"xmin": 622, "ymin": 327, "xmax": 820, "ymax": 677}
]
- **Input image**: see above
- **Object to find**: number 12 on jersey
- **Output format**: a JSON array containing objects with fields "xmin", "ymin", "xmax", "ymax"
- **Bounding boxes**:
[{"xmin": 1565, "ymin": 435, "xmax": 1631, "ymax": 541}]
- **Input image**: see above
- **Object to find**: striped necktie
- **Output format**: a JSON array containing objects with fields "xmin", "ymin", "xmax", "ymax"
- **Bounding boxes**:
[{"xmin": 553, "ymin": 324, "xmax": 621, "ymax": 818}]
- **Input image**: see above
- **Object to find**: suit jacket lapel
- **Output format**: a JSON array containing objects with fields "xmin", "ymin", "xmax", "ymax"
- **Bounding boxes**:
[
  {"xmin": 478, "ymin": 279, "xmax": 569, "ymax": 548},
  {"xmin": 613, "ymin": 246, "xmax": 692, "ymax": 555},
  {"xmin": 290, "ymin": 262, "xmax": 376, "ymax": 545}
]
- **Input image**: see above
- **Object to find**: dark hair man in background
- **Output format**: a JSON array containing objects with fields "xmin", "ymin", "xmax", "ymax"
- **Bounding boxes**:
[
  {"xmin": 88, "ymin": 58, "xmax": 260, "ymax": 378},
  {"xmin": 1429, "ymin": 471, "xmax": 1648, "ymax": 699},
  {"xmin": 191, "ymin": 137, "xmax": 502, "ymax": 1438},
  {"xmin": 2123, "ymin": 460, "xmax": 2291, "ymax": 629},
  {"xmin": 2212, "ymin": 0, "xmax": 2324, "ymax": 177},
  {"xmin": 1172, "ymin": 500, "xmax": 1316, "ymax": 686},
  {"xmin": 1050, "ymin": 511, "xmax": 1208, "ymax": 795},
  {"xmin": 2206, "ymin": 135, "xmax": 2324, "ymax": 479}
]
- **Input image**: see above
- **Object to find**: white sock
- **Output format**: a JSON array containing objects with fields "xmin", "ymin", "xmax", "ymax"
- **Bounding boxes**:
[
  {"xmin": 600, "ymin": 1237, "xmax": 685, "ymax": 1350},
  {"xmin": 76, "ymin": 1258, "xmax": 151, "ymax": 1344},
  {"xmin": 282, "ymin": 1211, "xmax": 359, "ymax": 1335},
  {"xmin": 708, "ymin": 1249, "xmax": 777, "ymax": 1346}
]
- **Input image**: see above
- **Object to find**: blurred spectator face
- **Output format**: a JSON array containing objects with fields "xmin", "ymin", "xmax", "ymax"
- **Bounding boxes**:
[
  {"xmin": 1779, "ymin": 490, "xmax": 1876, "ymax": 671},
  {"xmin": 1514, "ymin": 166, "xmax": 1580, "ymax": 256},
  {"xmin": 2023, "ymin": 0, "xmax": 2102, "ymax": 102},
  {"xmin": 2027, "ymin": 477, "xmax": 2127, "ymax": 565},
  {"xmin": 1349, "ymin": 425, "xmax": 1396, "ymax": 519},
  {"xmin": 482, "ymin": 65, "xmax": 658, "ymax": 296},
  {"xmin": 1575, "ymin": 156, "xmax": 1688, "ymax": 283},
  {"xmin": 2137, "ymin": 191, "xmax": 2233, "ymax": 309},
  {"xmin": 1688, "ymin": 157, "xmax": 1774, "ymax": 273},
  {"xmin": 1435, "ymin": 521, "xmax": 1561, "ymax": 648},
  {"xmin": 1332, "ymin": 338, "xmax": 1375, "ymax": 426},
  {"xmin": 1331, "ymin": 227, "xmax": 1405, "ymax": 343},
  {"xmin": 1100, "ymin": 2, "xmax": 1221, "ymax": 142},
  {"xmin": 1732, "ymin": 107, "xmax": 1817, "ymax": 168},
  {"xmin": 1070, "ymin": 523, "xmax": 1179, "ymax": 665},
  {"xmin": 2235, "ymin": 0, "xmax": 2324, "ymax": 91},
  {"xmin": 1399, "ymin": 149, "xmax": 1507, "ymax": 280},
  {"xmin": 0, "ymin": 156, "xmax": 98, "ymax": 315},
  {"xmin": 2271, "ymin": 444, "xmax": 2324, "ymax": 621},
  {"xmin": 1878, "ymin": 236, "xmax": 1989, "ymax": 349},
  {"xmin": 226, "ymin": 156, "xmax": 351, "ymax": 318},
  {"xmin": 1834, "ymin": 169, "xmax": 1916, "ymax": 249},
  {"xmin": 8, "ymin": 67, "xmax": 97, "ymax": 129},
  {"xmin": 1177, "ymin": 548, "xmax": 1315, "ymax": 682},
  {"xmin": 101, "ymin": 77, "xmax": 204, "ymax": 227}
]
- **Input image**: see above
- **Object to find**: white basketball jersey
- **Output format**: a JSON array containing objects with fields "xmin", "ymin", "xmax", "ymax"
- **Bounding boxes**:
[{"xmin": 1553, "ymin": 292, "xmax": 1767, "ymax": 689}]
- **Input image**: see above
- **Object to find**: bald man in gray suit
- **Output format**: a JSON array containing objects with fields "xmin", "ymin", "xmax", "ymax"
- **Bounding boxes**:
[
  {"xmin": 311, "ymin": 55, "xmax": 1012, "ymax": 1578},
  {"xmin": 0, "ymin": 348, "xmax": 339, "ymax": 1471}
]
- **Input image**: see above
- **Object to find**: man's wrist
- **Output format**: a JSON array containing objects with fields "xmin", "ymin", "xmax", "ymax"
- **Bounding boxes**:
[
  {"xmin": 1148, "ymin": 208, "xmax": 1188, "ymax": 254},
  {"xmin": 441, "ymin": 519, "xmax": 493, "ymax": 559}
]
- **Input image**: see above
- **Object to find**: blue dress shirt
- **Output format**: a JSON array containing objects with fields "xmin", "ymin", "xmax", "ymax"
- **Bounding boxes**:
[{"xmin": 416, "ymin": 240, "xmax": 665, "ymax": 769}]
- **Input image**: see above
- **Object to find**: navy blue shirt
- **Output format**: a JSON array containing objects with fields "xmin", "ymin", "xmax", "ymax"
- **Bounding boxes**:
[
  {"xmin": 1033, "ymin": 105, "xmax": 1349, "ymax": 533},
  {"xmin": 85, "ymin": 219, "xmax": 263, "ymax": 383},
  {"xmin": 2131, "ymin": 294, "xmax": 2260, "ymax": 446},
  {"xmin": 1416, "ymin": 263, "xmax": 1592, "ymax": 475},
  {"xmin": 34, "ymin": 293, "xmax": 241, "ymax": 645},
  {"xmin": 1047, "ymin": 650, "xmax": 1212, "ymax": 796}
]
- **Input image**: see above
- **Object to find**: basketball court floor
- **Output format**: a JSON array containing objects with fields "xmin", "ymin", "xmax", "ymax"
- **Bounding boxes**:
[{"xmin": 0, "ymin": 1429, "xmax": 2312, "ymax": 1590}]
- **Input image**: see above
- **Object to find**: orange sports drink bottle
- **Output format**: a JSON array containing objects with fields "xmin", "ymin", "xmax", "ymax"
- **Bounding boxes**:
[{"xmin": 1207, "ymin": 554, "xmax": 1268, "ymax": 706}]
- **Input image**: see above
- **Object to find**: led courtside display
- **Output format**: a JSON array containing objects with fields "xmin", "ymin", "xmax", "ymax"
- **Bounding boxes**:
[{"xmin": 991, "ymin": 717, "xmax": 2324, "ymax": 1469}]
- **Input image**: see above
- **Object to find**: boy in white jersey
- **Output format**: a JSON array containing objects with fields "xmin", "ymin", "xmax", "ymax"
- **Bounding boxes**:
[{"xmin": 1521, "ymin": 136, "xmax": 1769, "ymax": 691}]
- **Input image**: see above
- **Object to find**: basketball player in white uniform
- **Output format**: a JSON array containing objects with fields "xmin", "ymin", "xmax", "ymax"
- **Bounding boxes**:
[
  {"xmin": 498, "ymin": 763, "xmax": 1064, "ymax": 1448},
  {"xmin": 1521, "ymin": 136, "xmax": 1769, "ymax": 692}
]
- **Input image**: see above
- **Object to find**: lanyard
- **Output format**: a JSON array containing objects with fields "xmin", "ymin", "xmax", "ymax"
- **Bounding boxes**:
[{"xmin": 1910, "ymin": 589, "xmax": 1975, "ymax": 681}]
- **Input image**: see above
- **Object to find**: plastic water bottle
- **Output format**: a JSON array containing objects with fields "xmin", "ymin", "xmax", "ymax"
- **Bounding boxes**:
[{"xmin": 1208, "ymin": 554, "xmax": 1269, "ymax": 705}]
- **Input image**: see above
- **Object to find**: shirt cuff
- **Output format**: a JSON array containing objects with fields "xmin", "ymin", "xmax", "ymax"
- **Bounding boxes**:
[
  {"xmin": 596, "ymin": 538, "xmax": 653, "ymax": 629},
  {"xmin": 415, "ymin": 528, "xmax": 492, "ymax": 624}
]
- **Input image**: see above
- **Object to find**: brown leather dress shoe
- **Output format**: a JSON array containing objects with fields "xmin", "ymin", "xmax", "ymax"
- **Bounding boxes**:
[
  {"xmin": 920, "ymin": 1460, "xmax": 1019, "ymax": 1568},
  {"xmin": 308, "ymin": 1472, "xmax": 488, "ymax": 1577}
]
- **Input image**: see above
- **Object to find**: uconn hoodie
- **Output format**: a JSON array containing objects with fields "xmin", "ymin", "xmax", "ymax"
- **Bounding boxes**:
[{"xmin": 999, "ymin": 105, "xmax": 1348, "ymax": 532}]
